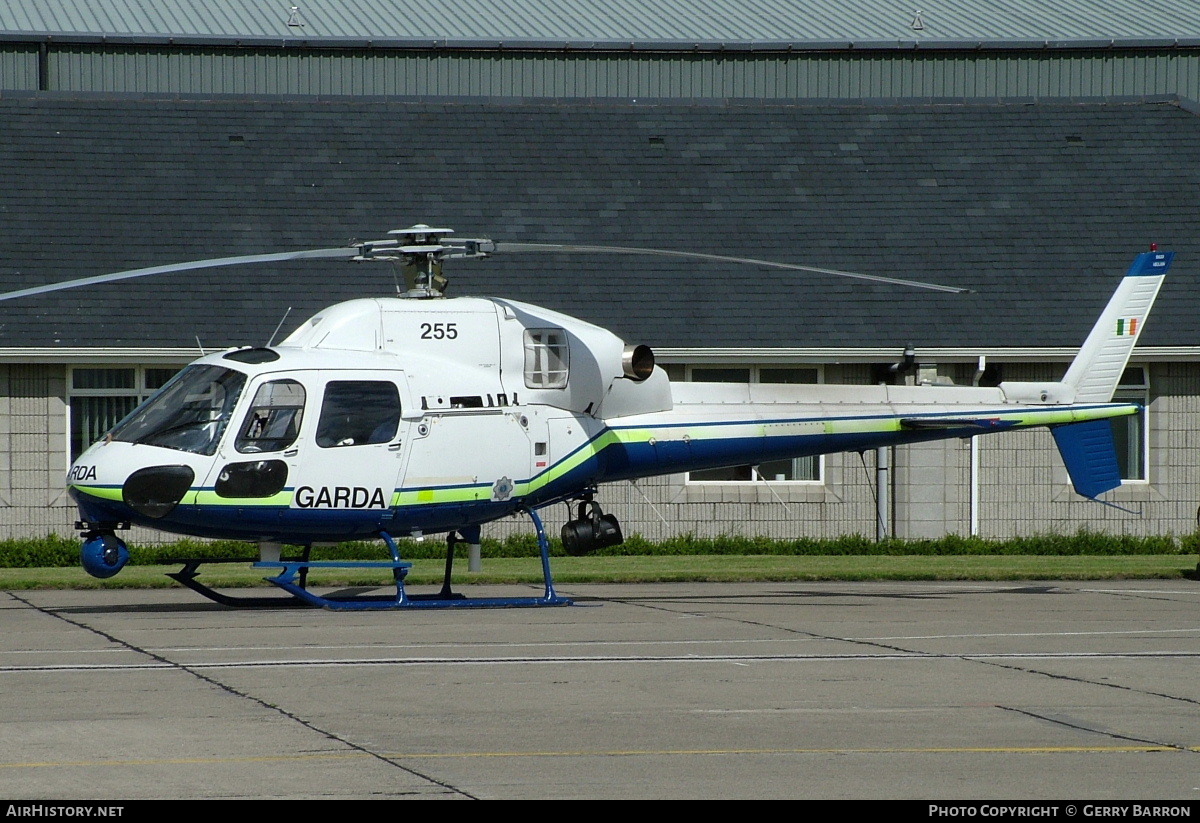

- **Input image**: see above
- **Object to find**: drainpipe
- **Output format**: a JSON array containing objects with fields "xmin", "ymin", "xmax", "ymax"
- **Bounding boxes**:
[
  {"xmin": 38, "ymin": 42, "xmax": 49, "ymax": 91},
  {"xmin": 876, "ymin": 445, "xmax": 890, "ymax": 541},
  {"xmin": 970, "ymin": 356, "xmax": 986, "ymax": 536},
  {"xmin": 970, "ymin": 438, "xmax": 980, "ymax": 536}
]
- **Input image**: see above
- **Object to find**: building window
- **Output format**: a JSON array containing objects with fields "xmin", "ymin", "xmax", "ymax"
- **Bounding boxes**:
[
  {"xmin": 682, "ymin": 365, "xmax": 823, "ymax": 482},
  {"xmin": 523, "ymin": 329, "xmax": 570, "ymax": 389},
  {"xmin": 69, "ymin": 366, "xmax": 180, "ymax": 461},
  {"xmin": 1111, "ymin": 366, "xmax": 1149, "ymax": 481}
]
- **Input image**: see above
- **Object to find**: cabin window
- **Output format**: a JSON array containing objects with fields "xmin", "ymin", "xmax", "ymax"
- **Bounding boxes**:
[
  {"xmin": 1111, "ymin": 366, "xmax": 1149, "ymax": 482},
  {"xmin": 69, "ymin": 366, "xmax": 181, "ymax": 460},
  {"xmin": 523, "ymin": 329, "xmax": 570, "ymax": 389},
  {"xmin": 682, "ymin": 364, "xmax": 823, "ymax": 483},
  {"xmin": 236, "ymin": 380, "xmax": 306, "ymax": 453},
  {"xmin": 315, "ymin": 381, "xmax": 401, "ymax": 448}
]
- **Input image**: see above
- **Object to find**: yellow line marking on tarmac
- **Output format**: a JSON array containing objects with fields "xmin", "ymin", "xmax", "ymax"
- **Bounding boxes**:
[{"xmin": 1, "ymin": 744, "xmax": 1195, "ymax": 769}]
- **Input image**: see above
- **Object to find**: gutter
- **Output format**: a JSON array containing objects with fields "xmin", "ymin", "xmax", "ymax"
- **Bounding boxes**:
[
  {"xmin": 2, "ymin": 32, "xmax": 1199, "ymax": 54},
  {"xmin": 0, "ymin": 348, "xmax": 205, "ymax": 364}
]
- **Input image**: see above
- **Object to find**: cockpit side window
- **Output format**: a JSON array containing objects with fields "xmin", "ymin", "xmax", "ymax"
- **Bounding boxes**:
[
  {"xmin": 236, "ymin": 379, "xmax": 306, "ymax": 454},
  {"xmin": 315, "ymin": 381, "xmax": 401, "ymax": 448},
  {"xmin": 523, "ymin": 328, "xmax": 570, "ymax": 389}
]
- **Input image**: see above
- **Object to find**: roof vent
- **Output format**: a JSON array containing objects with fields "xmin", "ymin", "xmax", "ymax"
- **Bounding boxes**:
[
  {"xmin": 911, "ymin": 11, "xmax": 925, "ymax": 31},
  {"xmin": 287, "ymin": 6, "xmax": 305, "ymax": 27}
]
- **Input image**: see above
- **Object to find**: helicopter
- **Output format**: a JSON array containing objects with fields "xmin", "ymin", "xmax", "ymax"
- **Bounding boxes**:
[{"xmin": 0, "ymin": 226, "xmax": 1172, "ymax": 609}]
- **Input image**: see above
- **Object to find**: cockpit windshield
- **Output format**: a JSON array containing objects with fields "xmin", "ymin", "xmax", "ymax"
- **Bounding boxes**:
[{"xmin": 109, "ymin": 365, "xmax": 247, "ymax": 455}]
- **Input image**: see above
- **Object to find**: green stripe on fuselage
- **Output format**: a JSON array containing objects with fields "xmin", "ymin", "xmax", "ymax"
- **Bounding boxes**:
[
  {"xmin": 191, "ymin": 489, "xmax": 294, "ymax": 507},
  {"xmin": 68, "ymin": 484, "xmax": 122, "ymax": 502},
  {"xmin": 70, "ymin": 403, "xmax": 1135, "ymax": 513}
]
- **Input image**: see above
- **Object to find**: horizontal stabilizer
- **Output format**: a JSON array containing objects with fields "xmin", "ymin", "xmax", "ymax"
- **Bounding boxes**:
[
  {"xmin": 1051, "ymin": 419, "xmax": 1122, "ymax": 499},
  {"xmin": 900, "ymin": 417, "xmax": 1017, "ymax": 431}
]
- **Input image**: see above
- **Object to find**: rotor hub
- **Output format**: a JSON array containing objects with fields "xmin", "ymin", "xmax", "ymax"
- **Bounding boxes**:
[{"xmin": 351, "ymin": 224, "xmax": 495, "ymax": 298}]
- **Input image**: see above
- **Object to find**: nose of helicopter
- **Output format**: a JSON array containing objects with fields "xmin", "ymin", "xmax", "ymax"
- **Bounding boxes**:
[
  {"xmin": 68, "ymin": 447, "xmax": 196, "ymax": 522},
  {"xmin": 69, "ymin": 459, "xmax": 197, "ymax": 579}
]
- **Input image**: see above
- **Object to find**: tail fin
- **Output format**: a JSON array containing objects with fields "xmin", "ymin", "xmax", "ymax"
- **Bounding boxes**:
[
  {"xmin": 1061, "ymin": 249, "xmax": 1171, "ymax": 402},
  {"xmin": 1052, "ymin": 418, "xmax": 1124, "ymax": 500},
  {"xmin": 1049, "ymin": 249, "xmax": 1171, "ymax": 502}
]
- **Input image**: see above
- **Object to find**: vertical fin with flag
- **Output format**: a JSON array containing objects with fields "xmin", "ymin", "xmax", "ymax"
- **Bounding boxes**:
[
  {"xmin": 1052, "ymin": 247, "xmax": 1171, "ymax": 501},
  {"xmin": 1061, "ymin": 249, "xmax": 1171, "ymax": 403}
]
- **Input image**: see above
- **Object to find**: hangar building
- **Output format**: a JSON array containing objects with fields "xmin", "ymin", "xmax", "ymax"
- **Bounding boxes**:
[{"xmin": 1, "ymin": 1, "xmax": 1199, "ymax": 543}]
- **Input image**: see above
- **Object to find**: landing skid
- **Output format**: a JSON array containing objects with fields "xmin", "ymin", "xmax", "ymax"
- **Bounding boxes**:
[
  {"xmin": 167, "ymin": 509, "xmax": 573, "ymax": 610},
  {"xmin": 168, "ymin": 558, "xmax": 314, "ymax": 608}
]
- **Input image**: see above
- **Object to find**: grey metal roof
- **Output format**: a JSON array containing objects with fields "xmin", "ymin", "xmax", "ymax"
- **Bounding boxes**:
[
  {"xmin": 0, "ymin": 93, "xmax": 1198, "ymax": 353},
  {"xmin": 3, "ymin": 0, "xmax": 1200, "ymax": 49}
]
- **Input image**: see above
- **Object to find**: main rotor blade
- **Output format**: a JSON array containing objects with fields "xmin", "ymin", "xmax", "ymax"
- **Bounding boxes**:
[
  {"xmin": 0, "ymin": 247, "xmax": 358, "ymax": 303},
  {"xmin": 493, "ymin": 242, "xmax": 973, "ymax": 294}
]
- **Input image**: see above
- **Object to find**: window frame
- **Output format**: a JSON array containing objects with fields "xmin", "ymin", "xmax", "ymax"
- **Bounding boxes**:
[
  {"xmin": 67, "ymin": 365, "xmax": 182, "ymax": 461},
  {"xmin": 1110, "ymin": 365, "xmax": 1150, "ymax": 483}
]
